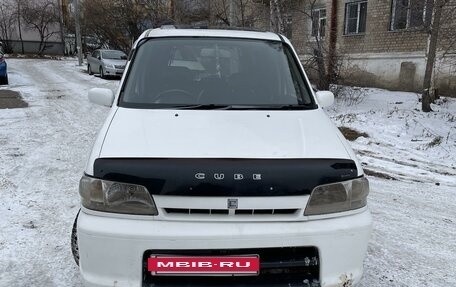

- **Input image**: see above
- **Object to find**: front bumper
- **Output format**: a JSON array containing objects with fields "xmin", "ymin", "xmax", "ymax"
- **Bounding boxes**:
[
  {"xmin": 77, "ymin": 209, "xmax": 372, "ymax": 287},
  {"xmin": 104, "ymin": 66, "xmax": 124, "ymax": 76}
]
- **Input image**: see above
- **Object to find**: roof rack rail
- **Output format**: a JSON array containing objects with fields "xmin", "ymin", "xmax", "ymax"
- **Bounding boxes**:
[{"xmin": 159, "ymin": 24, "xmax": 267, "ymax": 33}]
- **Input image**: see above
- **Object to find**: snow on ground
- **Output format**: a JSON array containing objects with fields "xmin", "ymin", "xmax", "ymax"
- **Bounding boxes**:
[
  {"xmin": 0, "ymin": 59, "xmax": 455, "ymax": 286},
  {"xmin": 0, "ymin": 59, "xmax": 117, "ymax": 286},
  {"xmin": 326, "ymin": 88, "xmax": 456, "ymax": 286}
]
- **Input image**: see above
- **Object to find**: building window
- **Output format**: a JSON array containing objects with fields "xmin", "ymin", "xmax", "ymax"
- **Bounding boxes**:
[
  {"xmin": 345, "ymin": 1, "xmax": 367, "ymax": 34},
  {"xmin": 311, "ymin": 8, "xmax": 326, "ymax": 38},
  {"xmin": 390, "ymin": 0, "xmax": 432, "ymax": 30}
]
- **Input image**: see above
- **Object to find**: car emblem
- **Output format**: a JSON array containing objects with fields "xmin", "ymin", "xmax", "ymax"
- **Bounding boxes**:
[{"xmin": 227, "ymin": 199, "xmax": 238, "ymax": 209}]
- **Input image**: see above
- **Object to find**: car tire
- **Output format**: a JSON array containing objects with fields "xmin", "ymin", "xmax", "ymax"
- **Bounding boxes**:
[
  {"xmin": 100, "ymin": 67, "xmax": 105, "ymax": 79},
  {"xmin": 88, "ymin": 64, "xmax": 93, "ymax": 75},
  {"xmin": 0, "ymin": 75, "xmax": 7, "ymax": 85},
  {"xmin": 71, "ymin": 210, "xmax": 80, "ymax": 266}
]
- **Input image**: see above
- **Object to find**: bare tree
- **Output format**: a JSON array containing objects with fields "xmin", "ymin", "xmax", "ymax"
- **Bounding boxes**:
[
  {"xmin": 169, "ymin": 0, "xmax": 176, "ymax": 20},
  {"xmin": 422, "ymin": 0, "xmax": 456, "ymax": 112},
  {"xmin": 422, "ymin": 0, "xmax": 443, "ymax": 112},
  {"xmin": 270, "ymin": 0, "xmax": 284, "ymax": 33},
  {"xmin": 172, "ymin": 0, "xmax": 212, "ymax": 26},
  {"xmin": 82, "ymin": 0, "xmax": 169, "ymax": 52},
  {"xmin": 21, "ymin": 0, "xmax": 60, "ymax": 55},
  {"xmin": 298, "ymin": 0, "xmax": 328, "ymax": 90},
  {"xmin": 211, "ymin": 0, "xmax": 231, "ymax": 26},
  {"xmin": 0, "ymin": 1, "xmax": 16, "ymax": 53},
  {"xmin": 293, "ymin": 0, "xmax": 342, "ymax": 90},
  {"xmin": 209, "ymin": 0, "xmax": 258, "ymax": 27}
]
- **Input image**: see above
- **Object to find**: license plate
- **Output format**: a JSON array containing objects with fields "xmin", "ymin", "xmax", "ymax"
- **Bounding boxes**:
[{"xmin": 148, "ymin": 255, "xmax": 260, "ymax": 276}]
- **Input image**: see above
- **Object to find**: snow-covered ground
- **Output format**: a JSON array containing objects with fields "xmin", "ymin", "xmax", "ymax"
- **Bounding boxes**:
[
  {"xmin": 0, "ymin": 59, "xmax": 455, "ymax": 286},
  {"xmin": 327, "ymin": 88, "xmax": 456, "ymax": 286}
]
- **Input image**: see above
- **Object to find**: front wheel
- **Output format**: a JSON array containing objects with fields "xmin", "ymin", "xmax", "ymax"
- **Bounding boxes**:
[
  {"xmin": 88, "ymin": 64, "xmax": 93, "ymax": 75},
  {"xmin": 100, "ymin": 67, "xmax": 105, "ymax": 79},
  {"xmin": 71, "ymin": 210, "xmax": 80, "ymax": 266}
]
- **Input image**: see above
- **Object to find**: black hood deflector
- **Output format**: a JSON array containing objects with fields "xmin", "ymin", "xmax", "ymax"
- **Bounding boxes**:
[{"xmin": 93, "ymin": 158, "xmax": 358, "ymax": 196}]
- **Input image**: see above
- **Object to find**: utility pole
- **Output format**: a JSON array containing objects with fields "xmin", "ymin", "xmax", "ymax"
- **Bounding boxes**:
[
  {"xmin": 169, "ymin": 0, "xmax": 175, "ymax": 21},
  {"xmin": 17, "ymin": 0, "xmax": 24, "ymax": 54},
  {"xmin": 229, "ymin": 0, "xmax": 236, "ymax": 26},
  {"xmin": 57, "ymin": 0, "xmax": 65, "ymax": 55},
  {"xmin": 74, "ymin": 0, "xmax": 83, "ymax": 66},
  {"xmin": 270, "ymin": 0, "xmax": 283, "ymax": 34},
  {"xmin": 326, "ymin": 0, "xmax": 338, "ymax": 88}
]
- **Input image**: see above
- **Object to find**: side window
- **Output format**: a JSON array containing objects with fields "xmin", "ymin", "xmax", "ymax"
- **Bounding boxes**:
[
  {"xmin": 344, "ymin": 1, "xmax": 368, "ymax": 35},
  {"xmin": 92, "ymin": 51, "xmax": 98, "ymax": 58}
]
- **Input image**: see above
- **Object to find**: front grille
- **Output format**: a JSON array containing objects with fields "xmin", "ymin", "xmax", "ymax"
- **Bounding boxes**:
[
  {"xmin": 165, "ymin": 208, "xmax": 229, "ymax": 215},
  {"xmin": 235, "ymin": 209, "xmax": 297, "ymax": 215},
  {"xmin": 114, "ymin": 65, "xmax": 125, "ymax": 69},
  {"xmin": 164, "ymin": 208, "xmax": 299, "ymax": 216},
  {"xmin": 142, "ymin": 247, "xmax": 320, "ymax": 287}
]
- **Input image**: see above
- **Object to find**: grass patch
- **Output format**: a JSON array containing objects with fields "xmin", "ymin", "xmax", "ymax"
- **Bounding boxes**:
[{"xmin": 339, "ymin": 126, "xmax": 368, "ymax": 141}]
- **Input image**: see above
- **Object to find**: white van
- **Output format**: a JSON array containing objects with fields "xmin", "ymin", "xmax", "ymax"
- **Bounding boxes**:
[{"xmin": 73, "ymin": 27, "xmax": 372, "ymax": 287}]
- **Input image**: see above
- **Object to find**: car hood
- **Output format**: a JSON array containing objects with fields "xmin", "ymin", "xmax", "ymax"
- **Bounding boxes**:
[{"xmin": 99, "ymin": 108, "xmax": 351, "ymax": 160}]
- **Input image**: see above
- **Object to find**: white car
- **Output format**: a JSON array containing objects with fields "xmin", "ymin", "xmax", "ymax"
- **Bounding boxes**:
[
  {"xmin": 86, "ymin": 49, "xmax": 127, "ymax": 78},
  {"xmin": 73, "ymin": 27, "xmax": 372, "ymax": 287}
]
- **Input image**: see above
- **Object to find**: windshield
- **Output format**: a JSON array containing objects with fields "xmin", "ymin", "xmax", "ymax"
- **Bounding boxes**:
[
  {"xmin": 102, "ymin": 50, "xmax": 127, "ymax": 60},
  {"xmin": 120, "ymin": 38, "xmax": 314, "ymax": 109}
]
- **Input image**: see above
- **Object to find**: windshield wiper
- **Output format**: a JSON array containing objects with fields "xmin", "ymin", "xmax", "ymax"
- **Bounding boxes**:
[
  {"xmin": 173, "ymin": 104, "xmax": 231, "ymax": 110},
  {"xmin": 171, "ymin": 104, "xmax": 316, "ymax": 110},
  {"xmin": 223, "ymin": 104, "xmax": 315, "ymax": 110}
]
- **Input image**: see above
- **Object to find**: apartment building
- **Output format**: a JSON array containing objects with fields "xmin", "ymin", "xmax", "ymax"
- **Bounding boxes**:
[{"xmin": 289, "ymin": 0, "xmax": 456, "ymax": 95}]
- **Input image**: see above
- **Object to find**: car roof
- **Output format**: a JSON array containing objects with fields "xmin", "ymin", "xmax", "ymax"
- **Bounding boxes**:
[{"xmin": 142, "ymin": 28, "xmax": 282, "ymax": 42}]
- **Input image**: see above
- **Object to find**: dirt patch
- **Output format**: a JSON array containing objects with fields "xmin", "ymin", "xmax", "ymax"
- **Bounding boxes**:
[
  {"xmin": 364, "ymin": 168, "xmax": 398, "ymax": 180},
  {"xmin": 0, "ymin": 90, "xmax": 28, "ymax": 109},
  {"xmin": 338, "ymin": 126, "xmax": 368, "ymax": 141}
]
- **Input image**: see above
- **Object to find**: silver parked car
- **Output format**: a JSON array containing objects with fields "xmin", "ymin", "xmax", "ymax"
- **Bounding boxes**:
[{"xmin": 87, "ymin": 49, "xmax": 127, "ymax": 78}]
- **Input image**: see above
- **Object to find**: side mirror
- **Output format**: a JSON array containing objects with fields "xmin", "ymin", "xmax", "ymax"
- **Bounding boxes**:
[
  {"xmin": 315, "ymin": 91, "xmax": 334, "ymax": 108},
  {"xmin": 88, "ymin": 88, "xmax": 114, "ymax": 107}
]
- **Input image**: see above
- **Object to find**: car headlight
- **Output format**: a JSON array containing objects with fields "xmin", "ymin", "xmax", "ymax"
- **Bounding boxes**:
[
  {"xmin": 304, "ymin": 177, "xmax": 369, "ymax": 216},
  {"xmin": 104, "ymin": 64, "xmax": 115, "ymax": 69},
  {"xmin": 79, "ymin": 175, "xmax": 158, "ymax": 215}
]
